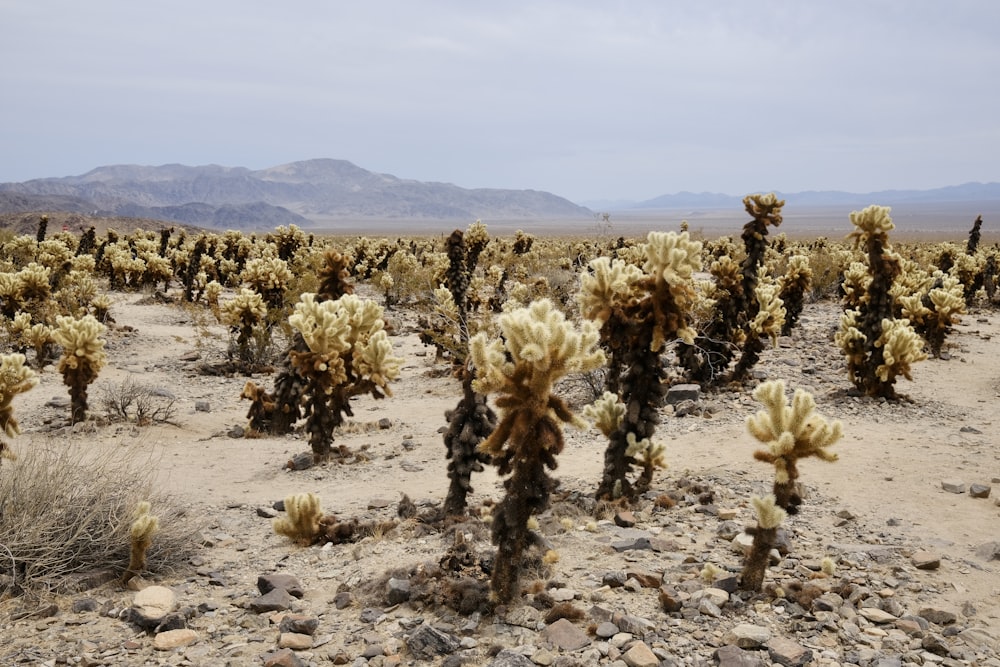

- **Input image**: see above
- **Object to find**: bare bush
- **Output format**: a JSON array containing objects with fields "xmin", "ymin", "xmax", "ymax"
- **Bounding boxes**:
[
  {"xmin": 99, "ymin": 376, "xmax": 177, "ymax": 426},
  {"xmin": 0, "ymin": 439, "xmax": 199, "ymax": 591}
]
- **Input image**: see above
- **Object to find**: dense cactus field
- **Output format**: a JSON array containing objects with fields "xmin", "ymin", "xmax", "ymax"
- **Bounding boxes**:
[{"xmin": 1, "ymin": 203, "xmax": 999, "ymax": 665}]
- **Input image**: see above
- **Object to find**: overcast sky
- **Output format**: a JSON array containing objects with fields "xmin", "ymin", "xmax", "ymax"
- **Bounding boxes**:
[{"xmin": 2, "ymin": 1, "xmax": 998, "ymax": 204}]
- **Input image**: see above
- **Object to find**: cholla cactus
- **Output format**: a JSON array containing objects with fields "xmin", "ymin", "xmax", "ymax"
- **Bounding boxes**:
[
  {"xmin": 748, "ymin": 380, "xmax": 841, "ymax": 515},
  {"xmin": 273, "ymin": 492, "xmax": 324, "ymax": 546},
  {"xmin": 582, "ymin": 232, "xmax": 701, "ymax": 501},
  {"xmin": 739, "ymin": 494, "xmax": 786, "ymax": 592},
  {"xmin": 242, "ymin": 256, "xmax": 292, "ymax": 309},
  {"xmin": 255, "ymin": 250, "xmax": 356, "ymax": 437},
  {"xmin": 52, "ymin": 314, "xmax": 107, "ymax": 423},
  {"xmin": 730, "ymin": 277, "xmax": 786, "ymax": 382},
  {"xmin": 287, "ymin": 293, "xmax": 403, "ymax": 461},
  {"xmin": 122, "ymin": 501, "xmax": 159, "ymax": 585},
  {"xmin": 220, "ymin": 288, "xmax": 269, "ymax": 367},
  {"xmin": 837, "ymin": 205, "xmax": 923, "ymax": 399},
  {"xmin": 898, "ymin": 272, "xmax": 965, "ymax": 357},
  {"xmin": 470, "ymin": 298, "xmax": 604, "ymax": 604},
  {"xmin": 0, "ymin": 353, "xmax": 38, "ymax": 465},
  {"xmin": 778, "ymin": 255, "xmax": 812, "ymax": 335}
]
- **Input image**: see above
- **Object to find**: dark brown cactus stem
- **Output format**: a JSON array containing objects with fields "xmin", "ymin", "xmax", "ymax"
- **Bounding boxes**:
[
  {"xmin": 65, "ymin": 365, "xmax": 98, "ymax": 424},
  {"xmin": 967, "ymin": 215, "xmax": 983, "ymax": 255},
  {"xmin": 442, "ymin": 369, "xmax": 495, "ymax": 517},
  {"xmin": 489, "ymin": 440, "xmax": 554, "ymax": 605},
  {"xmin": 780, "ymin": 274, "xmax": 809, "ymax": 336},
  {"xmin": 596, "ymin": 334, "xmax": 664, "ymax": 502},
  {"xmin": 772, "ymin": 463, "xmax": 802, "ymax": 516},
  {"xmin": 739, "ymin": 525, "xmax": 777, "ymax": 592},
  {"xmin": 268, "ymin": 333, "xmax": 308, "ymax": 435},
  {"xmin": 729, "ymin": 330, "xmax": 765, "ymax": 384}
]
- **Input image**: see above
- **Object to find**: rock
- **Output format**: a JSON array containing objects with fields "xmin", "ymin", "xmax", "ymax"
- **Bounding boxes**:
[
  {"xmin": 286, "ymin": 452, "xmax": 314, "ymax": 471},
  {"xmin": 858, "ymin": 607, "xmax": 897, "ymax": 624},
  {"xmin": 250, "ymin": 588, "xmax": 294, "ymax": 613},
  {"xmin": 658, "ymin": 586, "xmax": 682, "ymax": 613},
  {"xmin": 263, "ymin": 648, "xmax": 306, "ymax": 667},
  {"xmin": 595, "ymin": 621, "xmax": 619, "ymax": 639},
  {"xmin": 540, "ymin": 617, "xmax": 590, "ymax": 651},
  {"xmin": 378, "ymin": 417, "xmax": 392, "ymax": 429},
  {"xmin": 612, "ymin": 536, "xmax": 653, "ymax": 552},
  {"xmin": 279, "ymin": 614, "xmax": 319, "ymax": 635},
  {"xmin": 974, "ymin": 541, "xmax": 1000, "ymax": 561},
  {"xmin": 278, "ymin": 632, "xmax": 313, "ymax": 650},
  {"xmin": 969, "ymin": 483, "xmax": 991, "ymax": 498},
  {"xmin": 333, "ymin": 591, "xmax": 353, "ymax": 609},
  {"xmin": 258, "ymin": 574, "xmax": 305, "ymax": 598},
  {"xmin": 152, "ymin": 628, "xmax": 198, "ymax": 650},
  {"xmin": 385, "ymin": 577, "xmax": 411, "ymax": 605},
  {"xmin": 941, "ymin": 479, "xmax": 966, "ymax": 494},
  {"xmin": 405, "ymin": 623, "xmax": 460, "ymax": 659},
  {"xmin": 602, "ymin": 571, "xmax": 626, "ymax": 588},
  {"xmin": 622, "ymin": 640, "xmax": 659, "ymax": 667},
  {"xmin": 154, "ymin": 612, "xmax": 187, "ymax": 633},
  {"xmin": 766, "ymin": 637, "xmax": 813, "ymax": 667},
  {"xmin": 922, "ymin": 632, "xmax": 950, "ymax": 655},
  {"xmin": 129, "ymin": 586, "xmax": 176, "ymax": 629},
  {"xmin": 615, "ymin": 614, "xmax": 655, "ymax": 636},
  {"xmin": 666, "ymin": 383, "xmax": 700, "ymax": 404},
  {"xmin": 723, "ymin": 623, "xmax": 771, "ymax": 648},
  {"xmin": 691, "ymin": 587, "xmax": 730, "ymax": 607},
  {"xmin": 731, "ymin": 531, "xmax": 754, "ymax": 555},
  {"xmin": 910, "ymin": 551, "xmax": 941, "ymax": 570},
  {"xmin": 624, "ymin": 568, "xmax": 660, "ymax": 589},
  {"xmin": 257, "ymin": 506, "xmax": 279, "ymax": 519},
  {"xmin": 717, "ymin": 520, "xmax": 742, "ymax": 540},
  {"xmin": 698, "ymin": 598, "xmax": 723, "ymax": 618},
  {"xmin": 714, "ymin": 644, "xmax": 766, "ymax": 667},
  {"xmin": 179, "ymin": 350, "xmax": 201, "ymax": 362},
  {"xmin": 71, "ymin": 598, "xmax": 99, "ymax": 613},
  {"xmin": 918, "ymin": 607, "xmax": 957, "ymax": 626},
  {"xmin": 487, "ymin": 650, "xmax": 535, "ymax": 667},
  {"xmin": 614, "ymin": 510, "xmax": 636, "ymax": 527},
  {"xmin": 194, "ymin": 400, "xmax": 211, "ymax": 412}
]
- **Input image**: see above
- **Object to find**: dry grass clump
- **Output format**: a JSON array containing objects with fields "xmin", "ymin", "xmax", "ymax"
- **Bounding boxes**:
[{"xmin": 0, "ymin": 439, "xmax": 199, "ymax": 593}]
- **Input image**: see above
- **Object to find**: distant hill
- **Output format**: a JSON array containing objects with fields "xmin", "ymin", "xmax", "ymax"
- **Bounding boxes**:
[
  {"xmin": 0, "ymin": 159, "xmax": 592, "ymax": 230},
  {"xmin": 593, "ymin": 182, "xmax": 1000, "ymax": 211}
]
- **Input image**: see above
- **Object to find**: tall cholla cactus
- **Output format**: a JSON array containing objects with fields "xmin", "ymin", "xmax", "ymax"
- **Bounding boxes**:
[
  {"xmin": 52, "ymin": 314, "xmax": 107, "ymax": 423},
  {"xmin": 740, "ymin": 494, "xmax": 786, "ymax": 592},
  {"xmin": 835, "ymin": 205, "xmax": 926, "ymax": 398},
  {"xmin": 747, "ymin": 380, "xmax": 841, "ymax": 515},
  {"xmin": 470, "ymin": 298, "xmax": 604, "ymax": 604},
  {"xmin": 0, "ymin": 353, "xmax": 38, "ymax": 466},
  {"xmin": 581, "ymin": 231, "xmax": 701, "ymax": 501},
  {"xmin": 287, "ymin": 293, "xmax": 403, "ymax": 462}
]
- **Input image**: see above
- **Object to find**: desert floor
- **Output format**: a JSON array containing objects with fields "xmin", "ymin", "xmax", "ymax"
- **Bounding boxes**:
[{"xmin": 2, "ymin": 288, "xmax": 999, "ymax": 666}]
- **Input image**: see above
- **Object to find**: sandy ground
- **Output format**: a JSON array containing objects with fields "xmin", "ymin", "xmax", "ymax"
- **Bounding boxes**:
[{"xmin": 3, "ymin": 287, "xmax": 1000, "ymax": 665}]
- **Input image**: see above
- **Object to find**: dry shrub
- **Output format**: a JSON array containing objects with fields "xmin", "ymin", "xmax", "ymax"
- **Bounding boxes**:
[
  {"xmin": 99, "ymin": 376, "xmax": 177, "ymax": 425},
  {"xmin": 0, "ymin": 439, "xmax": 199, "ymax": 592}
]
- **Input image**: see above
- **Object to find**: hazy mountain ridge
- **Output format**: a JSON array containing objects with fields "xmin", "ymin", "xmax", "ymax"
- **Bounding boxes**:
[
  {"xmin": 0, "ymin": 159, "xmax": 591, "ymax": 229},
  {"xmin": 584, "ymin": 181, "xmax": 1000, "ymax": 211}
]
